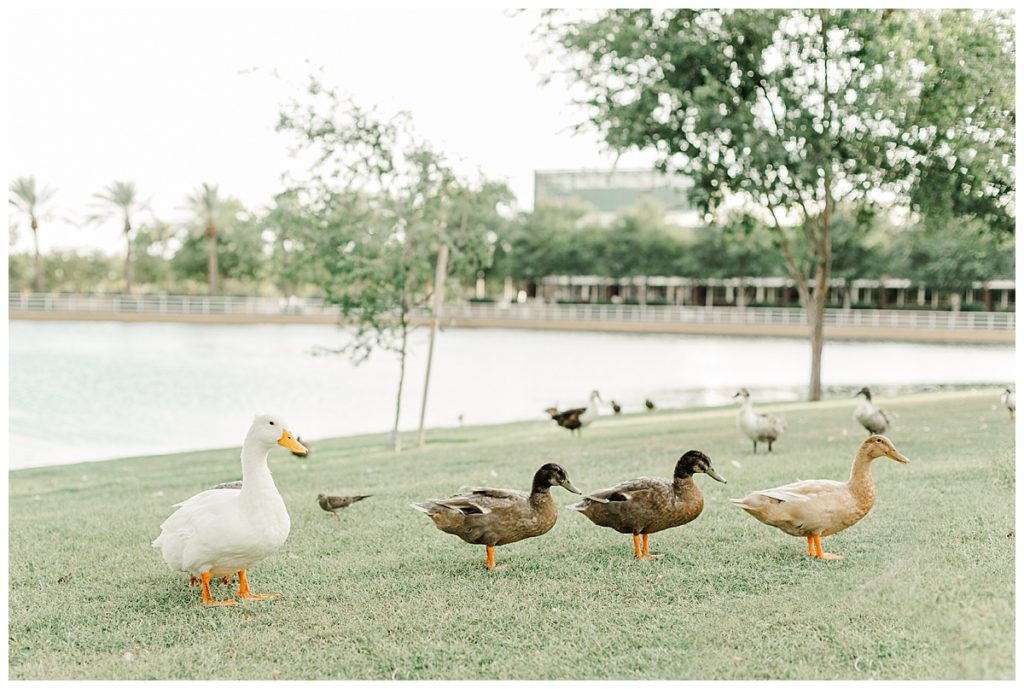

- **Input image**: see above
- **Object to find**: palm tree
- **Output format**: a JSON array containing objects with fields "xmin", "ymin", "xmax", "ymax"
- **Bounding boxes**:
[
  {"xmin": 9, "ymin": 176, "xmax": 56, "ymax": 292},
  {"xmin": 90, "ymin": 181, "xmax": 147, "ymax": 293},
  {"xmin": 184, "ymin": 183, "xmax": 235, "ymax": 294}
]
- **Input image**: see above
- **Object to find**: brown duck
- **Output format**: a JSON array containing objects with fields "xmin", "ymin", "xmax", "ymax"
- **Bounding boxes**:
[
  {"xmin": 317, "ymin": 493, "xmax": 371, "ymax": 515},
  {"xmin": 410, "ymin": 463, "xmax": 581, "ymax": 569},
  {"xmin": 731, "ymin": 435, "xmax": 910, "ymax": 560},
  {"xmin": 570, "ymin": 450, "xmax": 726, "ymax": 559}
]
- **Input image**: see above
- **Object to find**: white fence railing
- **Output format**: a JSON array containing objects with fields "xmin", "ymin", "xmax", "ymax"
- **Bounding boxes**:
[
  {"xmin": 8, "ymin": 293, "xmax": 1016, "ymax": 332},
  {"xmin": 438, "ymin": 302, "xmax": 1015, "ymax": 331}
]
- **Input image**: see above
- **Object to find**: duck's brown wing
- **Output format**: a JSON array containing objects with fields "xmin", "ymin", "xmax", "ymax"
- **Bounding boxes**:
[
  {"xmin": 211, "ymin": 480, "xmax": 243, "ymax": 490},
  {"xmin": 551, "ymin": 407, "xmax": 586, "ymax": 425}
]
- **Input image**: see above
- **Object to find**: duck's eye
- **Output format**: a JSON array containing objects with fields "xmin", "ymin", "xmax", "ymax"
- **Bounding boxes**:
[{"xmin": 269, "ymin": 421, "xmax": 275, "ymax": 426}]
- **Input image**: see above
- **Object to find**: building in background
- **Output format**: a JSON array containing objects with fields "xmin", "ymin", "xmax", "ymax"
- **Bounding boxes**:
[{"xmin": 534, "ymin": 168, "xmax": 701, "ymax": 227}]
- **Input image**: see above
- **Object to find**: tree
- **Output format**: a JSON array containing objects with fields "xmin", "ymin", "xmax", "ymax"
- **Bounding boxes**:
[
  {"xmin": 278, "ymin": 78, "xmax": 507, "ymax": 450},
  {"xmin": 170, "ymin": 207, "xmax": 262, "ymax": 292},
  {"xmin": 89, "ymin": 181, "xmax": 147, "ymax": 293},
  {"xmin": 8, "ymin": 176, "xmax": 56, "ymax": 292},
  {"xmin": 184, "ymin": 183, "xmax": 238, "ymax": 294},
  {"xmin": 889, "ymin": 220, "xmax": 1014, "ymax": 308},
  {"xmin": 541, "ymin": 9, "xmax": 1014, "ymax": 400},
  {"xmin": 262, "ymin": 190, "xmax": 318, "ymax": 297}
]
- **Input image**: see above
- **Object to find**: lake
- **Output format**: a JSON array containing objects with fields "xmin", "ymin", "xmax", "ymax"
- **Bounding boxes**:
[{"xmin": 8, "ymin": 320, "xmax": 1014, "ymax": 468}]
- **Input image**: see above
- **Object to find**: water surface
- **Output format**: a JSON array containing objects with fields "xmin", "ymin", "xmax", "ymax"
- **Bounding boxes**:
[{"xmin": 9, "ymin": 320, "xmax": 1013, "ymax": 468}]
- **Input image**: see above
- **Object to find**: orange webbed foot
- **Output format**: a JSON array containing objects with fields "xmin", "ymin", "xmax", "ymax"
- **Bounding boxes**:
[
  {"xmin": 235, "ymin": 570, "xmax": 279, "ymax": 601},
  {"xmin": 199, "ymin": 573, "xmax": 236, "ymax": 606},
  {"xmin": 811, "ymin": 535, "xmax": 843, "ymax": 561}
]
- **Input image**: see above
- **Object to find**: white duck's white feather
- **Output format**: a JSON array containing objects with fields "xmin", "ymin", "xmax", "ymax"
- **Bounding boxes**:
[
  {"xmin": 854, "ymin": 398, "xmax": 894, "ymax": 434},
  {"xmin": 152, "ymin": 415, "xmax": 293, "ymax": 577},
  {"xmin": 737, "ymin": 397, "xmax": 785, "ymax": 443}
]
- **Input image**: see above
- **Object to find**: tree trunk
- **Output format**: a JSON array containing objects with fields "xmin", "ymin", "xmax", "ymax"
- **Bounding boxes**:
[
  {"xmin": 808, "ymin": 292, "xmax": 826, "ymax": 401},
  {"xmin": 31, "ymin": 221, "xmax": 43, "ymax": 293},
  {"xmin": 206, "ymin": 222, "xmax": 218, "ymax": 294},
  {"xmin": 124, "ymin": 217, "xmax": 134, "ymax": 295},
  {"xmin": 417, "ymin": 243, "xmax": 450, "ymax": 449},
  {"xmin": 390, "ymin": 314, "xmax": 409, "ymax": 452}
]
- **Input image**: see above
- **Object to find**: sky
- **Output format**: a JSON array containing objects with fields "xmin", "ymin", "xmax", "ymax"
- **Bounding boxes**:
[{"xmin": 7, "ymin": 6, "xmax": 656, "ymax": 255}]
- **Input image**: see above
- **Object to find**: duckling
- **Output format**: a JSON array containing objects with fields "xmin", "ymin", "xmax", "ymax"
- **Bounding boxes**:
[
  {"xmin": 730, "ymin": 435, "xmax": 910, "ymax": 560},
  {"xmin": 853, "ymin": 387, "xmax": 894, "ymax": 435},
  {"xmin": 317, "ymin": 493, "xmax": 371, "ymax": 516},
  {"xmin": 611, "ymin": 400, "xmax": 622, "ymax": 414},
  {"xmin": 734, "ymin": 388, "xmax": 785, "ymax": 453},
  {"xmin": 1000, "ymin": 385, "xmax": 1015, "ymax": 421},
  {"xmin": 570, "ymin": 450, "xmax": 726, "ymax": 560},
  {"xmin": 410, "ymin": 463, "xmax": 581, "ymax": 569},
  {"xmin": 153, "ymin": 415, "xmax": 308, "ymax": 606},
  {"xmin": 546, "ymin": 391, "xmax": 602, "ymax": 436},
  {"xmin": 644, "ymin": 398, "xmax": 656, "ymax": 411}
]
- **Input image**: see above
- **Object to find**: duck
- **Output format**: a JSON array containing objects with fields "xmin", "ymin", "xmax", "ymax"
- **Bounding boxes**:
[
  {"xmin": 152, "ymin": 414, "xmax": 309, "ymax": 606},
  {"xmin": 1000, "ymin": 385, "xmax": 1015, "ymax": 421},
  {"xmin": 317, "ymin": 493, "xmax": 371, "ymax": 516},
  {"xmin": 734, "ymin": 388, "xmax": 785, "ymax": 453},
  {"xmin": 570, "ymin": 450, "xmax": 726, "ymax": 560},
  {"xmin": 611, "ymin": 400, "xmax": 622, "ymax": 414},
  {"xmin": 730, "ymin": 434, "xmax": 909, "ymax": 560},
  {"xmin": 853, "ymin": 387, "xmax": 894, "ymax": 435},
  {"xmin": 644, "ymin": 398, "xmax": 656, "ymax": 411},
  {"xmin": 410, "ymin": 463, "xmax": 581, "ymax": 569},
  {"xmin": 545, "ymin": 390, "xmax": 603, "ymax": 436}
]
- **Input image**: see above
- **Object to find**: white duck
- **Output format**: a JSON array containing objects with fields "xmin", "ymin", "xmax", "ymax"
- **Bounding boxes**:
[
  {"xmin": 152, "ymin": 414, "xmax": 308, "ymax": 606},
  {"xmin": 853, "ymin": 387, "xmax": 895, "ymax": 435},
  {"xmin": 733, "ymin": 388, "xmax": 785, "ymax": 453},
  {"xmin": 1000, "ymin": 385, "xmax": 1015, "ymax": 421}
]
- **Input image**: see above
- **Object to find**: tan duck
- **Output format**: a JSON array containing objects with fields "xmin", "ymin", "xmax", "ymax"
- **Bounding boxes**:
[
  {"xmin": 411, "ymin": 463, "xmax": 580, "ymax": 569},
  {"xmin": 570, "ymin": 450, "xmax": 726, "ymax": 560},
  {"xmin": 730, "ymin": 435, "xmax": 909, "ymax": 560}
]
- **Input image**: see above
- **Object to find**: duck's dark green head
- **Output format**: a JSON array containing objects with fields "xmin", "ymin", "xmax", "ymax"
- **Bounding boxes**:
[
  {"xmin": 675, "ymin": 450, "xmax": 726, "ymax": 483},
  {"xmin": 533, "ymin": 463, "xmax": 581, "ymax": 494}
]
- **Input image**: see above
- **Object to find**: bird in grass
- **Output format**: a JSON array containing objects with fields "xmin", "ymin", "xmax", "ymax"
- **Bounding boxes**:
[
  {"xmin": 1000, "ymin": 385, "xmax": 1015, "ymax": 421},
  {"xmin": 545, "ymin": 390, "xmax": 603, "ymax": 436},
  {"xmin": 410, "ymin": 463, "xmax": 581, "ymax": 570},
  {"xmin": 644, "ymin": 398, "xmax": 656, "ymax": 411},
  {"xmin": 611, "ymin": 400, "xmax": 622, "ymax": 414},
  {"xmin": 853, "ymin": 387, "xmax": 895, "ymax": 435},
  {"xmin": 734, "ymin": 388, "xmax": 785, "ymax": 453},
  {"xmin": 317, "ymin": 493, "xmax": 371, "ymax": 516},
  {"xmin": 153, "ymin": 414, "xmax": 309, "ymax": 606},
  {"xmin": 570, "ymin": 450, "xmax": 726, "ymax": 560},
  {"xmin": 730, "ymin": 435, "xmax": 909, "ymax": 560}
]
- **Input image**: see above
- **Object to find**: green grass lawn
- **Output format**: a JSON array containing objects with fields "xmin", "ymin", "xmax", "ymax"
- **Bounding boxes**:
[{"xmin": 8, "ymin": 389, "xmax": 1015, "ymax": 679}]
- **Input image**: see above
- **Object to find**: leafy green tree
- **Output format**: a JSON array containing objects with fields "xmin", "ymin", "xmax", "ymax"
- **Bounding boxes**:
[
  {"xmin": 8, "ymin": 176, "xmax": 56, "ymax": 292},
  {"xmin": 89, "ymin": 181, "xmax": 147, "ymax": 293},
  {"xmin": 170, "ymin": 212, "xmax": 264, "ymax": 292},
  {"xmin": 262, "ymin": 190, "xmax": 317, "ymax": 297},
  {"xmin": 889, "ymin": 221, "xmax": 1014, "ymax": 307},
  {"xmin": 183, "ymin": 183, "xmax": 240, "ymax": 294},
  {"xmin": 685, "ymin": 214, "xmax": 785, "ymax": 279},
  {"xmin": 541, "ymin": 8, "xmax": 1015, "ymax": 400},
  {"xmin": 132, "ymin": 219, "xmax": 177, "ymax": 289},
  {"xmin": 495, "ymin": 201, "xmax": 603, "ymax": 283},
  {"xmin": 600, "ymin": 201, "xmax": 687, "ymax": 277},
  {"xmin": 278, "ymin": 79, "xmax": 506, "ymax": 450},
  {"xmin": 44, "ymin": 250, "xmax": 120, "ymax": 293}
]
